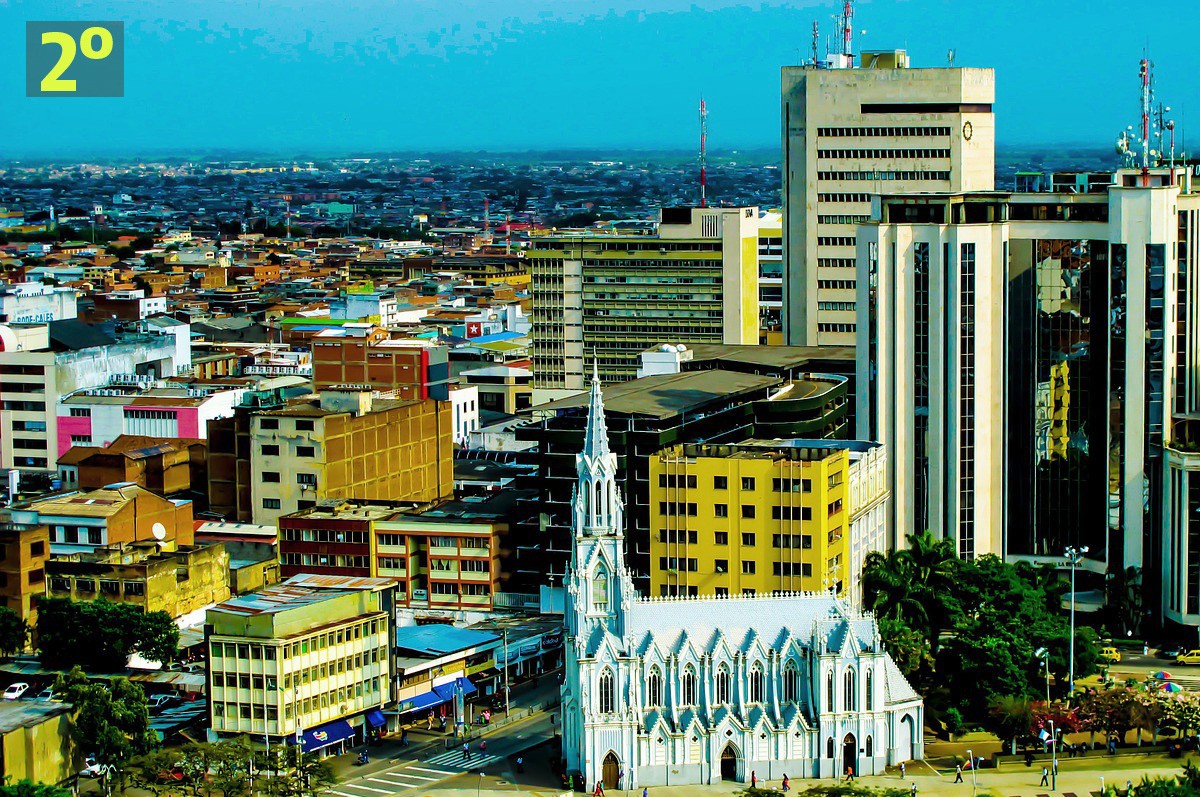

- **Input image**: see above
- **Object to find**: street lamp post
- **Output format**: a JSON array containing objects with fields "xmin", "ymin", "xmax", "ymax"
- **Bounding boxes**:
[
  {"xmin": 965, "ymin": 748, "xmax": 977, "ymax": 797},
  {"xmin": 502, "ymin": 627, "xmax": 511, "ymax": 718},
  {"xmin": 1049, "ymin": 720, "xmax": 1058, "ymax": 791},
  {"xmin": 1035, "ymin": 647, "xmax": 1051, "ymax": 704},
  {"xmin": 1065, "ymin": 546, "xmax": 1089, "ymax": 696}
]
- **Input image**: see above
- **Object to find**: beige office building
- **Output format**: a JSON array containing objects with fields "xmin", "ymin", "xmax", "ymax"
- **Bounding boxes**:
[
  {"xmin": 782, "ymin": 50, "xmax": 995, "ymax": 346},
  {"xmin": 529, "ymin": 206, "xmax": 759, "ymax": 391}
]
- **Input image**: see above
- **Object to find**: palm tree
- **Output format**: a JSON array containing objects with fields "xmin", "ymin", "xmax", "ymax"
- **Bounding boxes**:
[{"xmin": 987, "ymin": 695, "xmax": 1034, "ymax": 754}]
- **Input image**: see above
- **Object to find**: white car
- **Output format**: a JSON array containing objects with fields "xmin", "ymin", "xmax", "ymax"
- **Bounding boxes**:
[
  {"xmin": 147, "ymin": 694, "xmax": 175, "ymax": 712},
  {"xmin": 3, "ymin": 683, "xmax": 29, "ymax": 700},
  {"xmin": 80, "ymin": 757, "xmax": 109, "ymax": 778}
]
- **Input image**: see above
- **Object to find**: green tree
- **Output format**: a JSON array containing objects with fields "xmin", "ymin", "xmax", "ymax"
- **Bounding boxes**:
[
  {"xmin": 37, "ymin": 598, "xmax": 177, "ymax": 670},
  {"xmin": 53, "ymin": 666, "xmax": 156, "ymax": 765},
  {"xmin": 986, "ymin": 695, "xmax": 1034, "ymax": 754},
  {"xmin": 877, "ymin": 617, "xmax": 930, "ymax": 679},
  {"xmin": 0, "ymin": 780, "xmax": 73, "ymax": 797},
  {"xmin": 0, "ymin": 607, "xmax": 29, "ymax": 655}
]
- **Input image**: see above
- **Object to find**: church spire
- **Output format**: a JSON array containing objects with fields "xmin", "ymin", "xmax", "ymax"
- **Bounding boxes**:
[{"xmin": 581, "ymin": 361, "xmax": 610, "ymax": 460}]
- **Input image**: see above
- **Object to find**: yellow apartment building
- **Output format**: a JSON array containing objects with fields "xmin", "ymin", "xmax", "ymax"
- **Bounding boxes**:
[
  {"xmin": 250, "ymin": 389, "xmax": 453, "ymax": 525},
  {"xmin": 206, "ymin": 578, "xmax": 395, "ymax": 753},
  {"xmin": 649, "ymin": 441, "xmax": 852, "ymax": 598}
]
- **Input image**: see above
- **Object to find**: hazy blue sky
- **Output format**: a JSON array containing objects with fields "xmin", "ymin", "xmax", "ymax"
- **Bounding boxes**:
[{"xmin": 4, "ymin": 0, "xmax": 1198, "ymax": 156}]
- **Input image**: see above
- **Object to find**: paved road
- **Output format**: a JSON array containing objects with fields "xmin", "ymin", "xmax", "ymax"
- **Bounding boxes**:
[{"xmin": 331, "ymin": 714, "xmax": 555, "ymax": 795}]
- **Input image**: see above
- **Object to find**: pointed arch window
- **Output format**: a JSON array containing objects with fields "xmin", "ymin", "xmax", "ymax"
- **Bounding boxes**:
[
  {"xmin": 826, "ymin": 737, "xmax": 835, "ymax": 758},
  {"xmin": 647, "ymin": 667, "xmax": 663, "ymax": 707},
  {"xmin": 682, "ymin": 665, "xmax": 697, "ymax": 705},
  {"xmin": 592, "ymin": 568, "xmax": 609, "ymax": 609},
  {"xmin": 783, "ymin": 661, "xmax": 799, "ymax": 703},
  {"xmin": 715, "ymin": 664, "xmax": 731, "ymax": 704},
  {"xmin": 865, "ymin": 669, "xmax": 873, "ymax": 711},
  {"xmin": 825, "ymin": 671, "xmax": 834, "ymax": 712},
  {"xmin": 865, "ymin": 735, "xmax": 873, "ymax": 757},
  {"xmin": 844, "ymin": 668, "xmax": 857, "ymax": 712},
  {"xmin": 599, "ymin": 669, "xmax": 615, "ymax": 714},
  {"xmin": 749, "ymin": 663, "xmax": 764, "ymax": 703}
]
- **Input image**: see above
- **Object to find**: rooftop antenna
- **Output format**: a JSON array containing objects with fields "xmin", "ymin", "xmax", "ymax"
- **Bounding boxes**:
[
  {"xmin": 698, "ymin": 97, "xmax": 708, "ymax": 208},
  {"xmin": 1140, "ymin": 55, "xmax": 1151, "ymax": 186},
  {"xmin": 841, "ymin": 0, "xmax": 854, "ymax": 58},
  {"xmin": 947, "ymin": 49, "xmax": 956, "ymax": 67},
  {"xmin": 811, "ymin": 21, "xmax": 820, "ymax": 66}
]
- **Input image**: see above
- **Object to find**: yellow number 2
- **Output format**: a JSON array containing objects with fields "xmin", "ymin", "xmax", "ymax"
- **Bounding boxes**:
[{"xmin": 40, "ymin": 31, "xmax": 77, "ymax": 92}]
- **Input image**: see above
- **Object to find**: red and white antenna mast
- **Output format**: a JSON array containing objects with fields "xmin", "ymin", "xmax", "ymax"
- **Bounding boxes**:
[
  {"xmin": 699, "ymin": 97, "xmax": 709, "ymax": 208},
  {"xmin": 842, "ymin": 0, "xmax": 854, "ymax": 57},
  {"xmin": 1140, "ymin": 57, "xmax": 1151, "ymax": 186}
]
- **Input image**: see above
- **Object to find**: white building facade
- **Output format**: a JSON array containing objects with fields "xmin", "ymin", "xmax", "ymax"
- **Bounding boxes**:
[{"xmin": 561, "ymin": 371, "xmax": 923, "ymax": 790}]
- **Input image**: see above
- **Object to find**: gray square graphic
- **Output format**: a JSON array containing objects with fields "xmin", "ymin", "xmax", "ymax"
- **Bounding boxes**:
[{"xmin": 26, "ymin": 21, "xmax": 124, "ymax": 97}]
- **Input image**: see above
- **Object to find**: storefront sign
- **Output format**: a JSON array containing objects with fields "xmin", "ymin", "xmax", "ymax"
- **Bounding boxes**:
[
  {"xmin": 542, "ymin": 632, "xmax": 562, "ymax": 649},
  {"xmin": 465, "ymin": 658, "xmax": 495, "ymax": 676}
]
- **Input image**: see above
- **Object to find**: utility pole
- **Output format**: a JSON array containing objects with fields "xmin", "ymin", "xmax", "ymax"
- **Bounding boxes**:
[
  {"xmin": 1065, "ymin": 546, "xmax": 1088, "ymax": 696},
  {"xmin": 502, "ymin": 626, "xmax": 511, "ymax": 717}
]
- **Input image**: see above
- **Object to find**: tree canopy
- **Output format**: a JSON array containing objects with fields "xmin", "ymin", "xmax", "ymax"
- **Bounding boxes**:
[
  {"xmin": 37, "ymin": 598, "xmax": 178, "ymax": 671},
  {"xmin": 863, "ymin": 531, "xmax": 1100, "ymax": 726},
  {"xmin": 53, "ymin": 666, "xmax": 157, "ymax": 765},
  {"xmin": 0, "ymin": 607, "xmax": 29, "ymax": 656}
]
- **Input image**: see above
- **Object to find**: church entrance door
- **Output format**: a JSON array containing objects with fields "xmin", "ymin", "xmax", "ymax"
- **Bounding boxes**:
[
  {"xmin": 843, "ymin": 734, "xmax": 857, "ymax": 778},
  {"xmin": 602, "ymin": 751, "xmax": 620, "ymax": 789},
  {"xmin": 720, "ymin": 744, "xmax": 740, "ymax": 781}
]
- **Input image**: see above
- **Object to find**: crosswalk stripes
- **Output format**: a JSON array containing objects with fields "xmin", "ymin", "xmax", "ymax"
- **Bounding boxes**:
[
  {"xmin": 423, "ymin": 749, "xmax": 503, "ymax": 770},
  {"xmin": 333, "ymin": 752, "xmax": 500, "ymax": 795}
]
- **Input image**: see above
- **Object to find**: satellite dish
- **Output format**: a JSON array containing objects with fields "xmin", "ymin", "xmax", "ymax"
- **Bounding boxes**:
[{"xmin": 151, "ymin": 522, "xmax": 167, "ymax": 541}]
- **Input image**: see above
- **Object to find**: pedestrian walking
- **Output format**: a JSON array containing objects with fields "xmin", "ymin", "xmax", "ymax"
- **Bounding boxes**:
[
  {"xmin": 899, "ymin": 762, "xmax": 906, "ymax": 779},
  {"xmin": 427, "ymin": 711, "xmax": 435, "ymax": 730},
  {"xmin": 481, "ymin": 740, "xmax": 487, "ymax": 756},
  {"xmin": 910, "ymin": 782, "xmax": 918, "ymax": 797},
  {"xmin": 642, "ymin": 788, "xmax": 649, "ymax": 797},
  {"xmin": 1040, "ymin": 766, "xmax": 1049, "ymax": 787},
  {"xmin": 400, "ymin": 729, "xmax": 409, "ymax": 747},
  {"xmin": 846, "ymin": 764, "xmax": 855, "ymax": 782},
  {"xmin": 517, "ymin": 756, "xmax": 524, "ymax": 773},
  {"xmin": 782, "ymin": 774, "xmax": 790, "ymax": 792},
  {"xmin": 954, "ymin": 765, "xmax": 964, "ymax": 783},
  {"xmin": 617, "ymin": 769, "xmax": 623, "ymax": 790},
  {"xmin": 593, "ymin": 781, "xmax": 604, "ymax": 797},
  {"xmin": 751, "ymin": 771, "xmax": 757, "ymax": 789},
  {"xmin": 463, "ymin": 741, "xmax": 471, "ymax": 761}
]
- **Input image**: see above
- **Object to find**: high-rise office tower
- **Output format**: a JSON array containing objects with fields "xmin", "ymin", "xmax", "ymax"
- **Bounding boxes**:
[
  {"xmin": 782, "ymin": 50, "xmax": 995, "ymax": 347},
  {"xmin": 528, "ymin": 206, "xmax": 759, "ymax": 393},
  {"xmin": 856, "ymin": 169, "xmax": 1200, "ymax": 626}
]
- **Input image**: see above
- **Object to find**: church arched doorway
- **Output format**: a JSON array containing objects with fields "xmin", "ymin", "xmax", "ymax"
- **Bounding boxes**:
[
  {"xmin": 720, "ymin": 743, "xmax": 741, "ymax": 781},
  {"xmin": 602, "ymin": 751, "xmax": 620, "ymax": 789},
  {"xmin": 842, "ymin": 733, "xmax": 857, "ymax": 778}
]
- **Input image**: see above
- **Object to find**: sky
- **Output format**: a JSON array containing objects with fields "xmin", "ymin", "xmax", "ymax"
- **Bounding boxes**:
[{"xmin": 3, "ymin": 0, "xmax": 1199, "ymax": 157}]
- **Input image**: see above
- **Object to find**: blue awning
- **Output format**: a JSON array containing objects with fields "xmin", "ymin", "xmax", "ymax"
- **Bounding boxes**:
[
  {"xmin": 365, "ymin": 708, "xmax": 386, "ymax": 728},
  {"xmin": 300, "ymin": 719, "xmax": 355, "ymax": 752},
  {"xmin": 402, "ymin": 689, "xmax": 448, "ymax": 714},
  {"xmin": 433, "ymin": 677, "xmax": 478, "ymax": 702}
]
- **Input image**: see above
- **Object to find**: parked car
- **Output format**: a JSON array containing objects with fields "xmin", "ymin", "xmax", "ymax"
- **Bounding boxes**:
[
  {"xmin": 1160, "ymin": 644, "xmax": 1184, "ymax": 659},
  {"xmin": 3, "ymin": 682, "xmax": 30, "ymax": 700},
  {"xmin": 1177, "ymin": 649, "xmax": 1200, "ymax": 665},
  {"xmin": 148, "ymin": 694, "xmax": 175, "ymax": 712},
  {"xmin": 1100, "ymin": 646, "xmax": 1122, "ymax": 663},
  {"xmin": 80, "ymin": 757, "xmax": 108, "ymax": 778},
  {"xmin": 35, "ymin": 688, "xmax": 61, "ymax": 702}
]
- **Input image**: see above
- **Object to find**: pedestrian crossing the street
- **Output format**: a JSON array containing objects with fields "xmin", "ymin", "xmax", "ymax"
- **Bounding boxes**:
[
  {"xmin": 329, "ymin": 749, "xmax": 503, "ymax": 796},
  {"xmin": 425, "ymin": 747, "xmax": 503, "ymax": 770}
]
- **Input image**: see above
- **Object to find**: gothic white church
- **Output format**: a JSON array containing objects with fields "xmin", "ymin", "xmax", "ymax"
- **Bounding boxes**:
[{"xmin": 561, "ymin": 372, "xmax": 924, "ymax": 789}]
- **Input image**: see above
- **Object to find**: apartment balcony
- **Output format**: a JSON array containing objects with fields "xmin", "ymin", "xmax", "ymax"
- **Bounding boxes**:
[
  {"xmin": 378, "ymin": 565, "xmax": 408, "ymax": 578},
  {"xmin": 459, "ymin": 570, "xmax": 492, "ymax": 582},
  {"xmin": 377, "ymin": 543, "xmax": 407, "ymax": 555},
  {"xmin": 428, "ymin": 546, "xmax": 459, "ymax": 558},
  {"xmin": 458, "ymin": 546, "xmax": 491, "ymax": 558}
]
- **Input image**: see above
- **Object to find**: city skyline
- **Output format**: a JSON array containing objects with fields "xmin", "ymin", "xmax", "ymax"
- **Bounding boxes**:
[{"xmin": 6, "ymin": 0, "xmax": 1199, "ymax": 156}]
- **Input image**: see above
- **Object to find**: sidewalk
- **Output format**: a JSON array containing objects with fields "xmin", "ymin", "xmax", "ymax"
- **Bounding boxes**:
[
  {"xmin": 415, "ymin": 751, "xmax": 1190, "ymax": 797},
  {"xmin": 325, "ymin": 676, "xmax": 561, "ymax": 781}
]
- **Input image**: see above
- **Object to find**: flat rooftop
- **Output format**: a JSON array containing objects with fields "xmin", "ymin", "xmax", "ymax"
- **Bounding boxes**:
[
  {"xmin": 680, "ymin": 343, "xmax": 856, "ymax": 368},
  {"xmin": 209, "ymin": 585, "xmax": 350, "ymax": 616},
  {"xmin": 534, "ymin": 370, "xmax": 779, "ymax": 420},
  {"xmin": 393, "ymin": 625, "xmax": 498, "ymax": 657}
]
